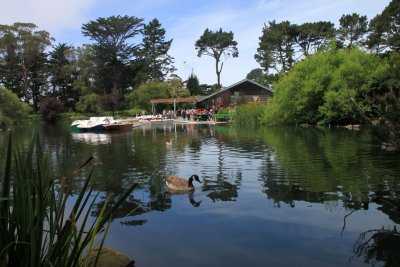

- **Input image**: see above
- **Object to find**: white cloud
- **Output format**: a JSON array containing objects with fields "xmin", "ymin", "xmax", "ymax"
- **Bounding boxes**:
[{"xmin": 1, "ymin": 0, "xmax": 96, "ymax": 36}]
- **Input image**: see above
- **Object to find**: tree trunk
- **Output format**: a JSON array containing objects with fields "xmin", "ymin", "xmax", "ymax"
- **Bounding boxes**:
[{"xmin": 215, "ymin": 60, "xmax": 223, "ymax": 88}]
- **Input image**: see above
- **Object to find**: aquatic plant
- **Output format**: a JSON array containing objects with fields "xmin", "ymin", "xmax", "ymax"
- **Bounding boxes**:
[
  {"xmin": 234, "ymin": 102, "xmax": 265, "ymax": 127},
  {"xmin": 0, "ymin": 133, "xmax": 137, "ymax": 267},
  {"xmin": 353, "ymin": 226, "xmax": 400, "ymax": 266}
]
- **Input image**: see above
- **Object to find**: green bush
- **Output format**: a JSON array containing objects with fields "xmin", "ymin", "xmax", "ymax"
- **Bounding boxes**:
[
  {"xmin": 260, "ymin": 48, "xmax": 379, "ymax": 126},
  {"xmin": 235, "ymin": 103, "xmax": 266, "ymax": 127},
  {"xmin": 0, "ymin": 87, "xmax": 32, "ymax": 127}
]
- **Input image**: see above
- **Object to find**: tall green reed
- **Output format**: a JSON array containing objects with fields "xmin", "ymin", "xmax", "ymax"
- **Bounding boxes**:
[
  {"xmin": 0, "ymin": 133, "xmax": 137, "ymax": 267},
  {"xmin": 234, "ymin": 102, "xmax": 266, "ymax": 127}
]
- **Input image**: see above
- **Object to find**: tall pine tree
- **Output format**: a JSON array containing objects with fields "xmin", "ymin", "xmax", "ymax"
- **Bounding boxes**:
[{"xmin": 140, "ymin": 18, "xmax": 176, "ymax": 81}]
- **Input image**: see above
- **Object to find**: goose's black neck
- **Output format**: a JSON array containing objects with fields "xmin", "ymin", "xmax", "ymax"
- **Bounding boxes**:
[{"xmin": 188, "ymin": 177, "xmax": 194, "ymax": 187}]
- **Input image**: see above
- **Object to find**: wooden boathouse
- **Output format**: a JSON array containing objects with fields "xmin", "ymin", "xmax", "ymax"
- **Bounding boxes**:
[
  {"xmin": 196, "ymin": 79, "xmax": 273, "ymax": 109},
  {"xmin": 149, "ymin": 79, "xmax": 273, "ymax": 115}
]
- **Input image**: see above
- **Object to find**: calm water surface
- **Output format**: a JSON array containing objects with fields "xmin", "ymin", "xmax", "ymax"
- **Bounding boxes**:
[{"xmin": 1, "ymin": 121, "xmax": 399, "ymax": 267}]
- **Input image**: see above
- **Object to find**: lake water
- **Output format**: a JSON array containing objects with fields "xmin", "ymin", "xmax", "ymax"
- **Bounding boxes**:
[{"xmin": 1, "ymin": 121, "xmax": 399, "ymax": 267}]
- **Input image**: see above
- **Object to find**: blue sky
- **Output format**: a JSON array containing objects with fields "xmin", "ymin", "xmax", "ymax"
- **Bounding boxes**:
[{"xmin": 2, "ymin": 0, "xmax": 391, "ymax": 86}]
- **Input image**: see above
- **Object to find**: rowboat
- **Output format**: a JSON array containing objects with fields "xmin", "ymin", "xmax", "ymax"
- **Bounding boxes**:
[
  {"xmin": 70, "ymin": 117, "xmax": 114, "ymax": 132},
  {"xmin": 71, "ymin": 117, "xmax": 142, "ymax": 132},
  {"xmin": 103, "ymin": 120, "xmax": 142, "ymax": 131}
]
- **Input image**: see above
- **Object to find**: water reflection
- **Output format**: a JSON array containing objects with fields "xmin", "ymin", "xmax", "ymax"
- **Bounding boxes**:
[
  {"xmin": 256, "ymin": 127, "xmax": 399, "ymax": 206},
  {"xmin": 353, "ymin": 227, "xmax": 400, "ymax": 266},
  {"xmin": 202, "ymin": 177, "xmax": 240, "ymax": 202},
  {"xmin": 1, "ymin": 122, "xmax": 400, "ymax": 267},
  {"xmin": 72, "ymin": 133, "xmax": 111, "ymax": 144},
  {"xmin": 167, "ymin": 190, "xmax": 202, "ymax": 207}
]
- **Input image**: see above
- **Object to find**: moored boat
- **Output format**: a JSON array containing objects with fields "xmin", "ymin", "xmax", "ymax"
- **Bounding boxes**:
[
  {"xmin": 71, "ymin": 120, "xmax": 86, "ymax": 132},
  {"xmin": 103, "ymin": 123, "xmax": 132, "ymax": 131},
  {"xmin": 70, "ymin": 117, "xmax": 114, "ymax": 132},
  {"xmin": 71, "ymin": 117, "xmax": 142, "ymax": 132},
  {"xmin": 136, "ymin": 115, "xmax": 173, "ymax": 124}
]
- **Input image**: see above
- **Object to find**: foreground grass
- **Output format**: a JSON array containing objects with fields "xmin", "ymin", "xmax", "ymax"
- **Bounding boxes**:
[{"xmin": 0, "ymin": 133, "xmax": 137, "ymax": 267}]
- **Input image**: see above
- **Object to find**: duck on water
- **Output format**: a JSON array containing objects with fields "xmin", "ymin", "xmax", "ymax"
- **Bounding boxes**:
[{"xmin": 164, "ymin": 174, "xmax": 201, "ymax": 191}]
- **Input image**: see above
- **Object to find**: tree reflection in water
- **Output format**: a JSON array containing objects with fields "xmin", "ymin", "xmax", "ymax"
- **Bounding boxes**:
[
  {"xmin": 6, "ymin": 121, "xmax": 400, "ymax": 265},
  {"xmin": 203, "ymin": 177, "xmax": 239, "ymax": 202},
  {"xmin": 201, "ymin": 129, "xmax": 242, "ymax": 202},
  {"xmin": 353, "ymin": 227, "xmax": 400, "ymax": 267},
  {"xmin": 352, "ymin": 189, "xmax": 400, "ymax": 267}
]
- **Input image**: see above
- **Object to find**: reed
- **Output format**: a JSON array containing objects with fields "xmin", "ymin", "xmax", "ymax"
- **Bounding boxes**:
[
  {"xmin": 234, "ymin": 103, "xmax": 266, "ymax": 127},
  {"xmin": 0, "ymin": 133, "xmax": 137, "ymax": 267}
]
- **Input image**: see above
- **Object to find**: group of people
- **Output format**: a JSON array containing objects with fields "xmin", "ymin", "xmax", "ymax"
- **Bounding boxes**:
[
  {"xmin": 161, "ymin": 109, "xmax": 174, "ymax": 119},
  {"xmin": 181, "ymin": 108, "xmax": 216, "ymax": 121},
  {"xmin": 160, "ymin": 107, "xmax": 216, "ymax": 121}
]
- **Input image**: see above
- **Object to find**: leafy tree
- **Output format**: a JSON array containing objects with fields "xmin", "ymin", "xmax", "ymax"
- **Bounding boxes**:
[
  {"xmin": 255, "ymin": 20, "xmax": 296, "ymax": 74},
  {"xmin": 0, "ymin": 23, "xmax": 52, "ymax": 109},
  {"xmin": 367, "ymin": 14, "xmax": 389, "ymax": 54},
  {"xmin": 38, "ymin": 96, "xmax": 64, "ymax": 122},
  {"xmin": 102, "ymin": 88, "xmax": 120, "ymax": 116},
  {"xmin": 139, "ymin": 18, "xmax": 176, "ymax": 81},
  {"xmin": 367, "ymin": 0, "xmax": 400, "ymax": 52},
  {"xmin": 0, "ymin": 87, "xmax": 32, "ymax": 121},
  {"xmin": 48, "ymin": 43, "xmax": 78, "ymax": 110},
  {"xmin": 67, "ymin": 45, "xmax": 98, "ymax": 111},
  {"xmin": 246, "ymin": 68, "xmax": 277, "ymax": 86},
  {"xmin": 75, "ymin": 92, "xmax": 102, "ymax": 114},
  {"xmin": 74, "ymin": 45, "xmax": 96, "ymax": 84},
  {"xmin": 260, "ymin": 47, "xmax": 379, "ymax": 125},
  {"xmin": 255, "ymin": 20, "xmax": 335, "ymax": 75},
  {"xmin": 200, "ymin": 84, "xmax": 213, "ymax": 95},
  {"xmin": 81, "ymin": 15, "xmax": 144, "ymax": 95},
  {"xmin": 246, "ymin": 68, "xmax": 264, "ymax": 82},
  {"xmin": 294, "ymin": 21, "xmax": 335, "ymax": 57},
  {"xmin": 126, "ymin": 80, "xmax": 169, "ymax": 111},
  {"xmin": 355, "ymin": 52, "xmax": 400, "ymax": 150},
  {"xmin": 337, "ymin": 13, "xmax": 368, "ymax": 48},
  {"xmin": 30, "ymin": 51, "xmax": 49, "ymax": 111},
  {"xmin": 195, "ymin": 28, "xmax": 239, "ymax": 87},
  {"xmin": 165, "ymin": 77, "xmax": 190, "ymax": 98},
  {"xmin": 186, "ymin": 73, "xmax": 203, "ymax": 95}
]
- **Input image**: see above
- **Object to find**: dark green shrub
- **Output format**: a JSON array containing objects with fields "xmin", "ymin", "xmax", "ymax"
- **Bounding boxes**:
[{"xmin": 38, "ymin": 96, "xmax": 65, "ymax": 123}]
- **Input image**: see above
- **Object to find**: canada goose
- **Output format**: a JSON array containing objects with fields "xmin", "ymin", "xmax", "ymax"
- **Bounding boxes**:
[{"xmin": 164, "ymin": 174, "xmax": 201, "ymax": 191}]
